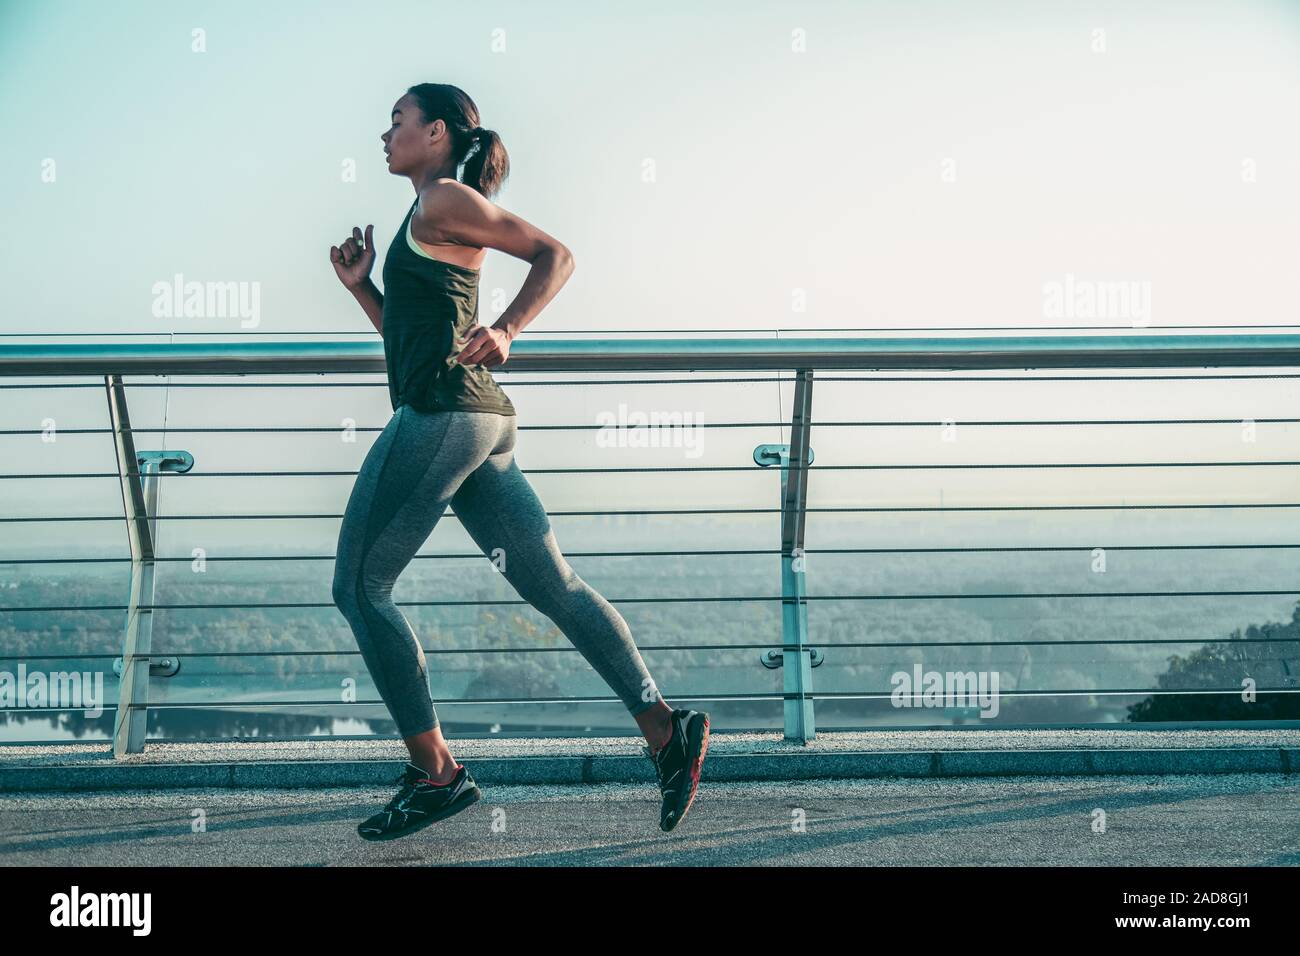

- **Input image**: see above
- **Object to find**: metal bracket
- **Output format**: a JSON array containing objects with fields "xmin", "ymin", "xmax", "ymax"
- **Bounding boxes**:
[
  {"xmin": 113, "ymin": 657, "xmax": 182, "ymax": 678},
  {"xmin": 137, "ymin": 450, "xmax": 194, "ymax": 474},
  {"xmin": 753, "ymin": 443, "xmax": 814, "ymax": 468},
  {"xmin": 760, "ymin": 648, "xmax": 824, "ymax": 669}
]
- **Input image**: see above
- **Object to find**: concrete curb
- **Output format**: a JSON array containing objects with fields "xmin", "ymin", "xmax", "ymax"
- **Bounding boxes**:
[{"xmin": 2, "ymin": 746, "xmax": 1295, "ymax": 793}]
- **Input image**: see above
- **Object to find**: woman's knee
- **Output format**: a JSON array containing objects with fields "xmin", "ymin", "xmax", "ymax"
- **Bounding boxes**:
[{"xmin": 331, "ymin": 564, "xmax": 358, "ymax": 615}]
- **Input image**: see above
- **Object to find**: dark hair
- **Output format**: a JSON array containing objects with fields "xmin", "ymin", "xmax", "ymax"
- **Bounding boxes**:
[{"xmin": 405, "ymin": 82, "xmax": 509, "ymax": 200}]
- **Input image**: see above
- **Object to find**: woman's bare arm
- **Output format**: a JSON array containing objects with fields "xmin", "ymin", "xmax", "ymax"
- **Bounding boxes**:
[
  {"xmin": 348, "ymin": 278, "xmax": 384, "ymax": 335},
  {"xmin": 413, "ymin": 182, "xmax": 575, "ymax": 346}
]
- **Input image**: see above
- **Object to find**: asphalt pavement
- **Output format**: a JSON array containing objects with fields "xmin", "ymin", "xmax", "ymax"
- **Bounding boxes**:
[{"xmin": 3, "ymin": 772, "xmax": 1297, "ymax": 866}]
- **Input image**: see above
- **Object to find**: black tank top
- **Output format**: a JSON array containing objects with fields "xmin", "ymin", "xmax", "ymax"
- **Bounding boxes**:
[{"xmin": 379, "ymin": 198, "xmax": 516, "ymax": 416}]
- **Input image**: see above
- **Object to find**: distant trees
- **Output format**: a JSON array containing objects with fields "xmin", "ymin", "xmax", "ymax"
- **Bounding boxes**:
[{"xmin": 1128, "ymin": 602, "xmax": 1300, "ymax": 721}]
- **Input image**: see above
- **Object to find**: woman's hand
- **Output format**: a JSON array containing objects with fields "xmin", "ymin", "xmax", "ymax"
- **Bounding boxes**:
[
  {"xmin": 455, "ymin": 325, "xmax": 514, "ymax": 368},
  {"xmin": 330, "ymin": 224, "xmax": 376, "ymax": 289}
]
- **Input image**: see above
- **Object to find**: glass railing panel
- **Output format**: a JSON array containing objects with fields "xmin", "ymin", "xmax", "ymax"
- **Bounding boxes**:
[
  {"xmin": 0, "ymin": 371, "xmax": 139, "ymax": 742},
  {"xmin": 128, "ymin": 367, "xmax": 793, "ymax": 738},
  {"xmin": 804, "ymin": 367, "xmax": 1300, "ymax": 727}
]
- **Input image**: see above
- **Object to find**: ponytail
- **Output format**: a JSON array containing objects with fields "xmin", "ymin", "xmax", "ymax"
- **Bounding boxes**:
[{"xmin": 406, "ymin": 83, "xmax": 511, "ymax": 199}]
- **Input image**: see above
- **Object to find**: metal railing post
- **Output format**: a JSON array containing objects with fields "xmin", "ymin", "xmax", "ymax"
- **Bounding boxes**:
[
  {"xmin": 781, "ymin": 369, "xmax": 816, "ymax": 742},
  {"xmin": 755, "ymin": 369, "xmax": 818, "ymax": 742},
  {"xmin": 105, "ymin": 375, "xmax": 191, "ymax": 756},
  {"xmin": 107, "ymin": 374, "xmax": 153, "ymax": 755}
]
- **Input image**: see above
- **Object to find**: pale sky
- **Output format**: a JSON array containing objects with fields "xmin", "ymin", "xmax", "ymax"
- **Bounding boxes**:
[{"xmin": 2, "ymin": 0, "xmax": 1298, "ymax": 337}]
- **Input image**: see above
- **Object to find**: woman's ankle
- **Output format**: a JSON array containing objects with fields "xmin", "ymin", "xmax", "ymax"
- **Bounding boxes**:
[
  {"xmin": 408, "ymin": 753, "xmax": 459, "ymax": 782},
  {"xmin": 404, "ymin": 727, "xmax": 459, "ymax": 782},
  {"xmin": 637, "ymin": 706, "xmax": 675, "ymax": 752}
]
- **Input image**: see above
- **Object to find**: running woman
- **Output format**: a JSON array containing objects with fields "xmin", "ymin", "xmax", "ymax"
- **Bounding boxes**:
[{"xmin": 328, "ymin": 83, "xmax": 708, "ymax": 841}]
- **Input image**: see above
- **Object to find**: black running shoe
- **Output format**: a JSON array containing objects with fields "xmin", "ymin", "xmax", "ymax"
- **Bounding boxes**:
[
  {"xmin": 642, "ymin": 708, "xmax": 710, "ymax": 832},
  {"xmin": 357, "ymin": 761, "xmax": 481, "ymax": 841}
]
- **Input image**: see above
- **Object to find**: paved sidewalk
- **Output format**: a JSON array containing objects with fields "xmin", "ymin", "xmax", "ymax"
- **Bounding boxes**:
[{"xmin": 2, "ymin": 772, "xmax": 1298, "ymax": 866}]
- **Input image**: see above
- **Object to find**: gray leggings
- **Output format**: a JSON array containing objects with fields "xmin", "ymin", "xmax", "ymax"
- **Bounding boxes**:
[{"xmin": 332, "ymin": 404, "xmax": 660, "ymax": 737}]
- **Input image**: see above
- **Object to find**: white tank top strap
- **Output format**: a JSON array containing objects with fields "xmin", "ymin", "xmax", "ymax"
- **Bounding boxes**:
[{"xmin": 405, "ymin": 216, "xmax": 438, "ymax": 260}]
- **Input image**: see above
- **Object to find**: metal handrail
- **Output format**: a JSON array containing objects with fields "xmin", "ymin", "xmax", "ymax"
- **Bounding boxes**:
[{"xmin": 5, "ymin": 331, "xmax": 1300, "ymax": 374}]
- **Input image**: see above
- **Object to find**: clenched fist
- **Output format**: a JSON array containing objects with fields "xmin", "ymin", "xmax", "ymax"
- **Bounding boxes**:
[
  {"xmin": 455, "ymin": 325, "xmax": 514, "ymax": 369},
  {"xmin": 330, "ymin": 225, "xmax": 376, "ymax": 289}
]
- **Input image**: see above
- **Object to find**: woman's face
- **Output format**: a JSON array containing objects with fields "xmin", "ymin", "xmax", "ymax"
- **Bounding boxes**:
[{"xmin": 381, "ymin": 94, "xmax": 439, "ymax": 175}]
